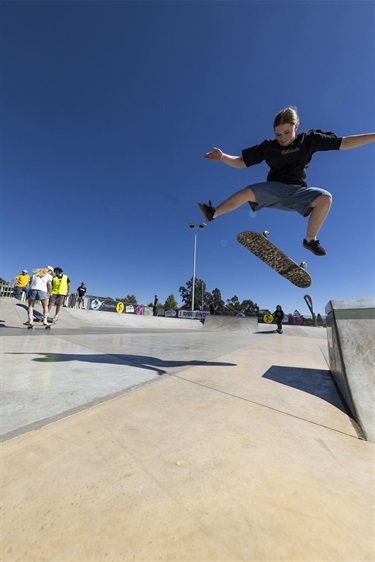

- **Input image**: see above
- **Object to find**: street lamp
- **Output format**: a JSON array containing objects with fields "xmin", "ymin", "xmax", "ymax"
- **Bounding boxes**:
[{"xmin": 188, "ymin": 223, "xmax": 206, "ymax": 311}]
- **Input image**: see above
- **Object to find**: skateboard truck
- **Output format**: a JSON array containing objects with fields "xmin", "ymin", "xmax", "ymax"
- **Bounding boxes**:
[{"xmin": 262, "ymin": 231, "xmax": 308, "ymax": 269}]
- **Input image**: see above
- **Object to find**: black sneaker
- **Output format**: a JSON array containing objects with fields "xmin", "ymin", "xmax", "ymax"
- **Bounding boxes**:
[
  {"xmin": 303, "ymin": 239, "xmax": 327, "ymax": 256},
  {"xmin": 198, "ymin": 200, "xmax": 215, "ymax": 222}
]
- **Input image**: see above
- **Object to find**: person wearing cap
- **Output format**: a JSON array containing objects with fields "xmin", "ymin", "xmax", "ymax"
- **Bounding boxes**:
[
  {"xmin": 11, "ymin": 269, "xmax": 30, "ymax": 300},
  {"xmin": 48, "ymin": 267, "xmax": 71, "ymax": 322},
  {"xmin": 26, "ymin": 267, "xmax": 54, "ymax": 326}
]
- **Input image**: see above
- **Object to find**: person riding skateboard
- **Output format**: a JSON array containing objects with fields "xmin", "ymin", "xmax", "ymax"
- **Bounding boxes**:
[
  {"xmin": 273, "ymin": 305, "xmax": 285, "ymax": 333},
  {"xmin": 199, "ymin": 106, "xmax": 375, "ymax": 256}
]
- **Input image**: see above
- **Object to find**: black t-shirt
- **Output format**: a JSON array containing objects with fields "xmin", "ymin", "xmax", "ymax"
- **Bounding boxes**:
[
  {"xmin": 242, "ymin": 129, "xmax": 342, "ymax": 187},
  {"xmin": 77, "ymin": 286, "xmax": 86, "ymax": 297}
]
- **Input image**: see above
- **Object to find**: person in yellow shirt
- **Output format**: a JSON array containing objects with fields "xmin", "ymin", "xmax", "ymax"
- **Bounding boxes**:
[{"xmin": 11, "ymin": 269, "xmax": 30, "ymax": 300}]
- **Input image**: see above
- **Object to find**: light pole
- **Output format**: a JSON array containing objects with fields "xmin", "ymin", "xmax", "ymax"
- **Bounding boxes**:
[{"xmin": 188, "ymin": 223, "xmax": 206, "ymax": 311}]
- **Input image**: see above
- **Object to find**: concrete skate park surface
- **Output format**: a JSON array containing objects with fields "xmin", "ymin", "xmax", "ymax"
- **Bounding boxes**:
[
  {"xmin": 1, "ymin": 298, "xmax": 374, "ymax": 561},
  {"xmin": 203, "ymin": 314, "xmax": 258, "ymax": 331}
]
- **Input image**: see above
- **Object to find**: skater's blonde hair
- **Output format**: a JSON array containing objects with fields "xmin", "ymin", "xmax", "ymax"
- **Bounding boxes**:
[
  {"xmin": 33, "ymin": 267, "xmax": 53, "ymax": 278},
  {"xmin": 273, "ymin": 106, "xmax": 299, "ymax": 129}
]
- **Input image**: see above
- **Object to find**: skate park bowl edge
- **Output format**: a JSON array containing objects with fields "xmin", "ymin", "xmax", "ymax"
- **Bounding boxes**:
[{"xmin": 325, "ymin": 297, "xmax": 375, "ymax": 442}]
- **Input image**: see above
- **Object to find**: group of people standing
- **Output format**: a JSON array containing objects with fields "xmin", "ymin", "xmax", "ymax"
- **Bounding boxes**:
[{"xmin": 11, "ymin": 267, "xmax": 87, "ymax": 326}]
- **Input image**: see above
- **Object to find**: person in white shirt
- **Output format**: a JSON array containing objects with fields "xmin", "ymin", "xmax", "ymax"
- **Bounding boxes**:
[{"xmin": 27, "ymin": 266, "xmax": 54, "ymax": 326}]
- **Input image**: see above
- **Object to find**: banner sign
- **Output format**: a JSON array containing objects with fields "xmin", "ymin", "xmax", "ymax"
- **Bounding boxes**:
[
  {"xmin": 89, "ymin": 298, "xmax": 135, "ymax": 313},
  {"xmin": 304, "ymin": 294, "xmax": 314, "ymax": 315},
  {"xmin": 263, "ymin": 314, "xmax": 274, "ymax": 324},
  {"xmin": 178, "ymin": 310, "xmax": 210, "ymax": 320},
  {"xmin": 292, "ymin": 310, "xmax": 304, "ymax": 325}
]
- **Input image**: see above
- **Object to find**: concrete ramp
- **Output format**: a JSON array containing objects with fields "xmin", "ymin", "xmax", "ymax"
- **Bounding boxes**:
[
  {"xmin": 204, "ymin": 315, "xmax": 258, "ymax": 332},
  {"xmin": 0, "ymin": 298, "xmax": 204, "ymax": 331},
  {"xmin": 325, "ymin": 298, "xmax": 375, "ymax": 442}
]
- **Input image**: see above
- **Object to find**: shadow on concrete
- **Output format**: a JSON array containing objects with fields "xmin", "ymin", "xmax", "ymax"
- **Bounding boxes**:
[
  {"xmin": 262, "ymin": 365, "xmax": 347, "ymax": 412},
  {"xmin": 6, "ymin": 352, "xmax": 237, "ymax": 376}
]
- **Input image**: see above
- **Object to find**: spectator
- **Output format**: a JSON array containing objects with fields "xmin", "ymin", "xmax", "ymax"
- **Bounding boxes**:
[
  {"xmin": 76, "ymin": 282, "xmax": 87, "ymax": 309},
  {"xmin": 11, "ymin": 269, "xmax": 30, "ymax": 300},
  {"xmin": 48, "ymin": 267, "xmax": 71, "ymax": 322},
  {"xmin": 153, "ymin": 295, "xmax": 159, "ymax": 316}
]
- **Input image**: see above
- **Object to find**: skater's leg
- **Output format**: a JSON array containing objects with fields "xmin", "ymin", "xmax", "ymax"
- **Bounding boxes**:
[
  {"xmin": 305, "ymin": 194, "xmax": 331, "ymax": 238},
  {"xmin": 41, "ymin": 298, "xmax": 49, "ymax": 325},
  {"xmin": 214, "ymin": 187, "xmax": 257, "ymax": 218},
  {"xmin": 27, "ymin": 300, "xmax": 35, "ymax": 324}
]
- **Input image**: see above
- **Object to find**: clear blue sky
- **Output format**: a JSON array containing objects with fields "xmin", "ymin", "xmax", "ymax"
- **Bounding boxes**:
[{"xmin": 1, "ymin": 0, "xmax": 374, "ymax": 315}]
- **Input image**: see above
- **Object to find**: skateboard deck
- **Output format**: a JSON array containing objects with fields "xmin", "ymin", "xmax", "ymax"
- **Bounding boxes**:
[
  {"xmin": 24, "ymin": 317, "xmax": 53, "ymax": 330},
  {"xmin": 237, "ymin": 231, "xmax": 311, "ymax": 288}
]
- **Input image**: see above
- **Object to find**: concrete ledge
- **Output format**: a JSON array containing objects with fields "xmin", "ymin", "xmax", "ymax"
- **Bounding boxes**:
[{"xmin": 325, "ymin": 297, "xmax": 375, "ymax": 441}]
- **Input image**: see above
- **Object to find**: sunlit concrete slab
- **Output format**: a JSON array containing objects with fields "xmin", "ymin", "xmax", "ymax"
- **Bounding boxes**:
[
  {"xmin": 1, "ymin": 334, "xmax": 160, "ymax": 440},
  {"xmin": 1, "ymin": 299, "xmax": 251, "ymax": 441},
  {"xmin": 1, "ymin": 297, "xmax": 374, "ymax": 561}
]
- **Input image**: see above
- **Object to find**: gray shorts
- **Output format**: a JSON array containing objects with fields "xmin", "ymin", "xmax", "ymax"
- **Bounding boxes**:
[
  {"xmin": 49, "ymin": 294, "xmax": 65, "ymax": 306},
  {"xmin": 248, "ymin": 182, "xmax": 332, "ymax": 217}
]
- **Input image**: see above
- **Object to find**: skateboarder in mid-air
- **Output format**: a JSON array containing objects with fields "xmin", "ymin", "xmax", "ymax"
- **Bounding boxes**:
[{"xmin": 199, "ymin": 106, "xmax": 375, "ymax": 256}]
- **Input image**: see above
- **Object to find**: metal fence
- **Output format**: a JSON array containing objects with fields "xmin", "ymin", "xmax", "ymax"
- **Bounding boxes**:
[
  {"xmin": 0, "ymin": 283, "xmax": 28, "ymax": 301},
  {"xmin": 0, "ymin": 283, "xmax": 84, "ymax": 307}
]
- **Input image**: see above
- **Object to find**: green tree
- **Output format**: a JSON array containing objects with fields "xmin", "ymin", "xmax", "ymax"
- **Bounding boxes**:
[
  {"xmin": 164, "ymin": 294, "xmax": 178, "ymax": 310},
  {"xmin": 225, "ymin": 295, "xmax": 242, "ymax": 315},
  {"xmin": 240, "ymin": 299, "xmax": 257, "ymax": 315},
  {"xmin": 179, "ymin": 277, "xmax": 206, "ymax": 310},
  {"xmin": 211, "ymin": 288, "xmax": 225, "ymax": 313},
  {"xmin": 179, "ymin": 280, "xmax": 191, "ymax": 310}
]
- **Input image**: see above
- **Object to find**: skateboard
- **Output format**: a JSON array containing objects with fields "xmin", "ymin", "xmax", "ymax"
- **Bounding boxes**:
[
  {"xmin": 27, "ymin": 323, "xmax": 52, "ymax": 330},
  {"xmin": 24, "ymin": 317, "xmax": 53, "ymax": 330},
  {"xmin": 237, "ymin": 231, "xmax": 311, "ymax": 288}
]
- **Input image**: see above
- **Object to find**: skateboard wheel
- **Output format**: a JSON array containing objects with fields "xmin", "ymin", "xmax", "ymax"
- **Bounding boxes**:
[
  {"xmin": 300, "ymin": 261, "xmax": 307, "ymax": 269},
  {"xmin": 262, "ymin": 230, "xmax": 270, "ymax": 238}
]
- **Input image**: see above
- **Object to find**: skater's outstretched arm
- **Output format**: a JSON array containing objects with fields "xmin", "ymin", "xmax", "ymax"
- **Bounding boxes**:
[
  {"xmin": 340, "ymin": 133, "xmax": 375, "ymax": 150},
  {"xmin": 204, "ymin": 147, "xmax": 246, "ymax": 169}
]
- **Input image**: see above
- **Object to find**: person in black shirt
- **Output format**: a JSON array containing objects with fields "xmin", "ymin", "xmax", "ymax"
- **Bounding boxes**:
[
  {"xmin": 76, "ymin": 282, "xmax": 87, "ymax": 309},
  {"xmin": 153, "ymin": 294, "xmax": 159, "ymax": 316},
  {"xmin": 199, "ymin": 107, "xmax": 375, "ymax": 256},
  {"xmin": 273, "ymin": 305, "xmax": 285, "ymax": 333}
]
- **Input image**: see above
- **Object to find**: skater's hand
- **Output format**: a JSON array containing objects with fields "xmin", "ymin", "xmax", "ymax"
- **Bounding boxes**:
[{"xmin": 205, "ymin": 147, "xmax": 223, "ymax": 161}]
